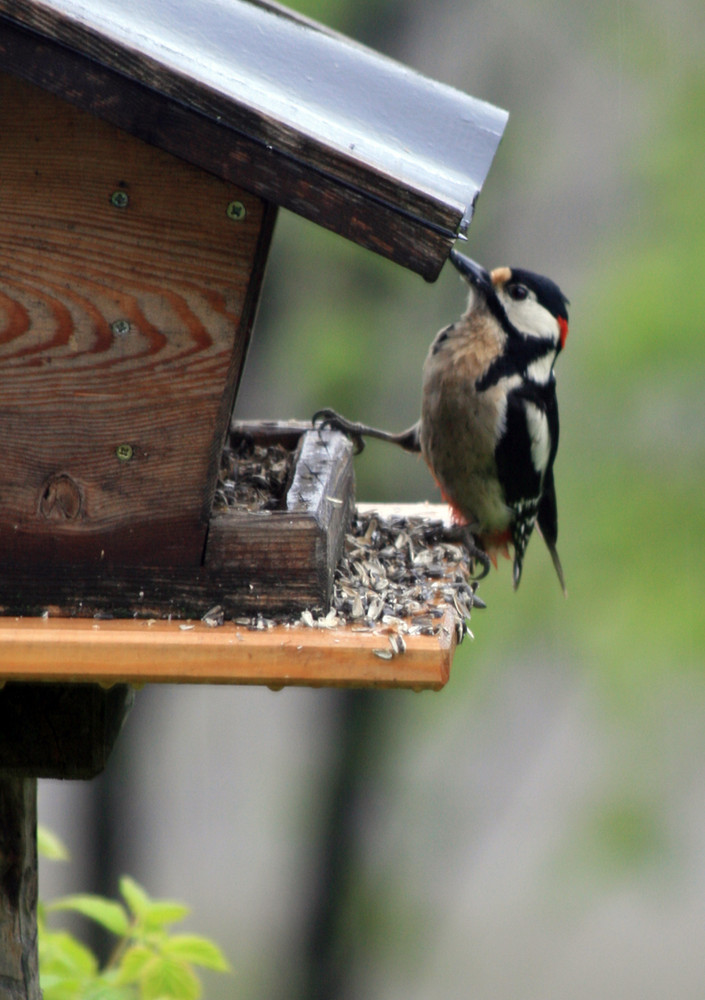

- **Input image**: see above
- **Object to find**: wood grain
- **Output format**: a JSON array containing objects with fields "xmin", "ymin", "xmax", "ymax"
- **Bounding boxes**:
[
  {"xmin": 0, "ymin": 614, "xmax": 455, "ymax": 690},
  {"xmin": 0, "ymin": 73, "xmax": 273, "ymax": 566}
]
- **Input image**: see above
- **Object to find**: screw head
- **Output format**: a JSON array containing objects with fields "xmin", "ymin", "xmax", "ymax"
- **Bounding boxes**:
[
  {"xmin": 111, "ymin": 190, "xmax": 129, "ymax": 209},
  {"xmin": 115, "ymin": 443, "xmax": 134, "ymax": 462},
  {"xmin": 226, "ymin": 200, "xmax": 246, "ymax": 221},
  {"xmin": 111, "ymin": 319, "xmax": 130, "ymax": 337}
]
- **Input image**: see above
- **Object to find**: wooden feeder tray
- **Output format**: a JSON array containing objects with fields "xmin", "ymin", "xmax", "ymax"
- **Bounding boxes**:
[
  {"xmin": 0, "ymin": 609, "xmax": 456, "ymax": 691},
  {"xmin": 0, "ymin": 496, "xmax": 477, "ymax": 777},
  {"xmin": 0, "ymin": 502, "xmax": 478, "ymax": 699}
]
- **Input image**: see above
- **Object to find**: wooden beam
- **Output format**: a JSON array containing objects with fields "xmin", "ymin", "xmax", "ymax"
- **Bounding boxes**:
[
  {"xmin": 0, "ymin": 684, "xmax": 134, "ymax": 778},
  {"xmin": 0, "ymin": 614, "xmax": 455, "ymax": 691}
]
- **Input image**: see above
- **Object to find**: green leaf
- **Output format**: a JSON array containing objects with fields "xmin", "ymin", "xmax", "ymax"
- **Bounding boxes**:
[
  {"xmin": 83, "ymin": 981, "xmax": 137, "ymax": 1000},
  {"xmin": 38, "ymin": 826, "xmax": 70, "ymax": 861},
  {"xmin": 48, "ymin": 895, "xmax": 130, "ymax": 937},
  {"xmin": 162, "ymin": 935, "xmax": 230, "ymax": 972},
  {"xmin": 39, "ymin": 929, "xmax": 98, "ymax": 977},
  {"xmin": 141, "ymin": 958, "xmax": 200, "ymax": 1000},
  {"xmin": 119, "ymin": 876, "xmax": 190, "ymax": 930},
  {"xmin": 142, "ymin": 901, "xmax": 191, "ymax": 931},
  {"xmin": 116, "ymin": 945, "xmax": 155, "ymax": 984},
  {"xmin": 119, "ymin": 877, "xmax": 151, "ymax": 921},
  {"xmin": 40, "ymin": 973, "xmax": 88, "ymax": 1000}
]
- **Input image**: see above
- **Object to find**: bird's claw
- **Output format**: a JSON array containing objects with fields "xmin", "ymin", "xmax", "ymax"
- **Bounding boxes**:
[
  {"xmin": 467, "ymin": 549, "xmax": 491, "ymax": 582},
  {"xmin": 312, "ymin": 409, "xmax": 366, "ymax": 454},
  {"xmin": 442, "ymin": 523, "xmax": 491, "ymax": 584},
  {"xmin": 456, "ymin": 528, "xmax": 491, "ymax": 581}
]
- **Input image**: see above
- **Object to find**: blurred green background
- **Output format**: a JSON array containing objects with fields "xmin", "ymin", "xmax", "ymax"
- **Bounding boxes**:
[{"xmin": 39, "ymin": 1, "xmax": 705, "ymax": 997}]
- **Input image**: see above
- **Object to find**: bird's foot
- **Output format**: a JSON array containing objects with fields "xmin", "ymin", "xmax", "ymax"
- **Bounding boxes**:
[
  {"xmin": 312, "ymin": 408, "xmax": 367, "ymax": 454},
  {"xmin": 444, "ymin": 523, "xmax": 491, "ymax": 582},
  {"xmin": 465, "ymin": 539, "xmax": 491, "ymax": 582}
]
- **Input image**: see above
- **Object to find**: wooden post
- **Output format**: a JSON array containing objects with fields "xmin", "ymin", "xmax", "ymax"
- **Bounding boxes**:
[{"xmin": 0, "ymin": 776, "xmax": 39, "ymax": 999}]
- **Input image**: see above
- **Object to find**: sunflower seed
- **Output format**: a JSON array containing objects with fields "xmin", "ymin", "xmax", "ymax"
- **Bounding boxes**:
[{"xmin": 202, "ymin": 604, "xmax": 225, "ymax": 627}]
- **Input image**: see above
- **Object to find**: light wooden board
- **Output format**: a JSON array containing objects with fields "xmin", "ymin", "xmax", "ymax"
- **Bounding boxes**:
[
  {"xmin": 0, "ymin": 614, "xmax": 455, "ymax": 690},
  {"xmin": 356, "ymin": 501, "xmax": 453, "ymax": 525}
]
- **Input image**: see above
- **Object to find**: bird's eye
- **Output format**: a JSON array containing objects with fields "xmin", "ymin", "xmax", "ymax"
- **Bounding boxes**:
[{"xmin": 508, "ymin": 283, "xmax": 529, "ymax": 301}]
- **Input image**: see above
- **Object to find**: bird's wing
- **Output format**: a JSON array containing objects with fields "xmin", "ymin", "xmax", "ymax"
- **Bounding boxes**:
[
  {"xmin": 494, "ymin": 385, "xmax": 546, "ymax": 510},
  {"xmin": 495, "ymin": 381, "xmax": 559, "ymax": 588}
]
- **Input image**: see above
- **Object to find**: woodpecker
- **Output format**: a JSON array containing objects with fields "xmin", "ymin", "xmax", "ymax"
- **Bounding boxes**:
[{"xmin": 314, "ymin": 249, "xmax": 569, "ymax": 592}]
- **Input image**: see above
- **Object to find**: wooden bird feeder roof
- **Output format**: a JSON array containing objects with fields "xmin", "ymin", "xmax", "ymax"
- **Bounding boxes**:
[{"xmin": 0, "ymin": 0, "xmax": 507, "ymax": 278}]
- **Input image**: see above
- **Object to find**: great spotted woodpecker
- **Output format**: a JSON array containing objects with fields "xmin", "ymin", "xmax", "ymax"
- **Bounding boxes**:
[{"xmin": 315, "ymin": 249, "xmax": 569, "ymax": 592}]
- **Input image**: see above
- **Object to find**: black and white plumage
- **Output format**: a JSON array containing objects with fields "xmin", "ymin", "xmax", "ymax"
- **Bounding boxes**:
[{"xmin": 314, "ymin": 249, "xmax": 569, "ymax": 592}]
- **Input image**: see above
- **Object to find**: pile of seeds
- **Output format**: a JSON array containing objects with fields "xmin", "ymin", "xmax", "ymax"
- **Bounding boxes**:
[
  {"xmin": 205, "ymin": 510, "xmax": 485, "ymax": 649},
  {"xmin": 213, "ymin": 436, "xmax": 293, "ymax": 512},
  {"xmin": 295, "ymin": 510, "xmax": 485, "ymax": 650},
  {"xmin": 208, "ymin": 436, "xmax": 484, "ymax": 651}
]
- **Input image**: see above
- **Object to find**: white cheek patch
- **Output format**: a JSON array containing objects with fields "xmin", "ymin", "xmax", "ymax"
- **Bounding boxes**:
[
  {"xmin": 502, "ymin": 295, "xmax": 558, "ymax": 341},
  {"xmin": 524, "ymin": 401, "xmax": 550, "ymax": 474},
  {"xmin": 527, "ymin": 353, "xmax": 555, "ymax": 385}
]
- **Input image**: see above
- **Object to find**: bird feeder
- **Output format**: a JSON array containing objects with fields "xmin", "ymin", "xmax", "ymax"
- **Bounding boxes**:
[
  {"xmin": 0, "ymin": 0, "xmax": 507, "ymax": 988},
  {"xmin": 0, "ymin": 0, "xmax": 507, "ymax": 682}
]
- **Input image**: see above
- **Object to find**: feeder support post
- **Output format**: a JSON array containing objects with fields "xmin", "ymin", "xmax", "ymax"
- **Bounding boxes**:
[{"xmin": 0, "ymin": 776, "xmax": 40, "ymax": 1000}]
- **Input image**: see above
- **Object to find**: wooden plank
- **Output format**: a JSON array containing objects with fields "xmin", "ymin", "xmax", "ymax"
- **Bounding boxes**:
[
  {"xmin": 0, "ymin": 615, "xmax": 455, "ymax": 690},
  {"xmin": 0, "ymin": 73, "xmax": 274, "ymax": 566},
  {"xmin": 0, "ymin": 560, "xmax": 335, "ymax": 620},
  {"xmin": 0, "ymin": 5, "xmax": 507, "ymax": 278}
]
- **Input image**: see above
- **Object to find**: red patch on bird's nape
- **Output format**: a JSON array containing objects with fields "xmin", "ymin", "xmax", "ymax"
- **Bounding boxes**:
[{"xmin": 558, "ymin": 316, "xmax": 569, "ymax": 349}]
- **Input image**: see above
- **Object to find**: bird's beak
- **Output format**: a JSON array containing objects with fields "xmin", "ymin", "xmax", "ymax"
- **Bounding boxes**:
[{"xmin": 448, "ymin": 250, "xmax": 494, "ymax": 296}]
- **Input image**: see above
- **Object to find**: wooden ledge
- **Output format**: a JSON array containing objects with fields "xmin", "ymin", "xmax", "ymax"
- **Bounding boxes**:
[{"xmin": 0, "ymin": 612, "xmax": 456, "ymax": 690}]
